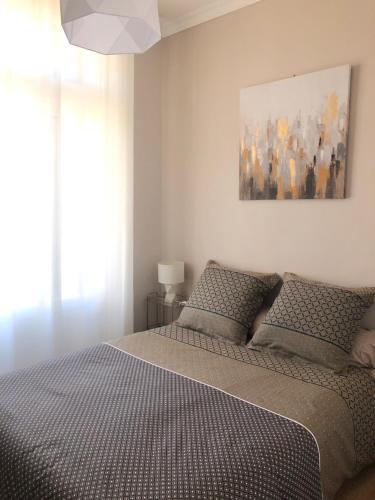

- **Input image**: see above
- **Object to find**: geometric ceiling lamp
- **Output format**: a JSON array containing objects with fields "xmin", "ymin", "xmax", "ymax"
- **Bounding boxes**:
[{"xmin": 60, "ymin": 0, "xmax": 161, "ymax": 55}]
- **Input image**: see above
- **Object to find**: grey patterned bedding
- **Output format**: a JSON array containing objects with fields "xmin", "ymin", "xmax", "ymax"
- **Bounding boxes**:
[
  {"xmin": 0, "ymin": 324, "xmax": 373, "ymax": 499},
  {"xmin": 111, "ymin": 325, "xmax": 375, "ymax": 499},
  {"xmin": 0, "ymin": 343, "xmax": 320, "ymax": 500}
]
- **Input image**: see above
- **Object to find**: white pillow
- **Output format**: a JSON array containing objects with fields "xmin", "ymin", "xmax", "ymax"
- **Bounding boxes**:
[
  {"xmin": 361, "ymin": 303, "xmax": 375, "ymax": 330},
  {"xmin": 350, "ymin": 329, "xmax": 375, "ymax": 369}
]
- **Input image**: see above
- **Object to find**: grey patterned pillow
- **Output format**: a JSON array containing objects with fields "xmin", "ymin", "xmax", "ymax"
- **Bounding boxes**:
[
  {"xmin": 177, "ymin": 260, "xmax": 280, "ymax": 345},
  {"xmin": 251, "ymin": 273, "xmax": 375, "ymax": 372}
]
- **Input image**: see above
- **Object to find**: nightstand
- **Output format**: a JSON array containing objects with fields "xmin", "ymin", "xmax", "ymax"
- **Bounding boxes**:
[{"xmin": 147, "ymin": 292, "xmax": 186, "ymax": 329}]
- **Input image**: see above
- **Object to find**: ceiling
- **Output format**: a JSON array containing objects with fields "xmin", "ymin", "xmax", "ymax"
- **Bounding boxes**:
[
  {"xmin": 158, "ymin": 0, "xmax": 261, "ymax": 37},
  {"xmin": 158, "ymin": 0, "xmax": 215, "ymax": 21}
]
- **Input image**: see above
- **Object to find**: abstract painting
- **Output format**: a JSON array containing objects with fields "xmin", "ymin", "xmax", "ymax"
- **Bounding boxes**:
[{"xmin": 239, "ymin": 65, "xmax": 351, "ymax": 200}]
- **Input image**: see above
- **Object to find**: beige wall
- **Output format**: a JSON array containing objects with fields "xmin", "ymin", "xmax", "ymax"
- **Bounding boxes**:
[
  {"xmin": 160, "ymin": 0, "xmax": 375, "ymax": 315},
  {"xmin": 134, "ymin": 0, "xmax": 375, "ymax": 329},
  {"xmin": 134, "ymin": 45, "xmax": 162, "ymax": 331}
]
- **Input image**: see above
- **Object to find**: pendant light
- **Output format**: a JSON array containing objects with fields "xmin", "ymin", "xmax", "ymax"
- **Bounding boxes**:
[{"xmin": 60, "ymin": 0, "xmax": 161, "ymax": 55}]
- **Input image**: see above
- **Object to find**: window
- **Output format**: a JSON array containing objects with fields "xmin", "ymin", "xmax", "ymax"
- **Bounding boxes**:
[
  {"xmin": 0, "ymin": 0, "xmax": 133, "ymax": 374},
  {"xmin": 0, "ymin": 0, "xmax": 132, "ymax": 316}
]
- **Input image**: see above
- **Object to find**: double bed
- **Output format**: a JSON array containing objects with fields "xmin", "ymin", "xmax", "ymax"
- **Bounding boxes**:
[
  {"xmin": 0, "ymin": 323, "xmax": 374, "ymax": 499},
  {"xmin": 1, "ymin": 262, "xmax": 375, "ymax": 499}
]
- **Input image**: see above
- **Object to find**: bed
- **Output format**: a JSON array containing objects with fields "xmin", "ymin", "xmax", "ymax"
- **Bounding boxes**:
[{"xmin": 0, "ymin": 323, "xmax": 374, "ymax": 500}]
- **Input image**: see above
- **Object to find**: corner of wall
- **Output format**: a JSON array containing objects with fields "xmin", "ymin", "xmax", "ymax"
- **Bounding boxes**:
[{"xmin": 133, "ymin": 43, "xmax": 163, "ymax": 332}]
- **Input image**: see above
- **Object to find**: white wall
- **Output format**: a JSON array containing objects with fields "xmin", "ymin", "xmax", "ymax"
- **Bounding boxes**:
[
  {"xmin": 160, "ymin": 0, "xmax": 375, "ymax": 293},
  {"xmin": 134, "ymin": 0, "xmax": 375, "ymax": 329}
]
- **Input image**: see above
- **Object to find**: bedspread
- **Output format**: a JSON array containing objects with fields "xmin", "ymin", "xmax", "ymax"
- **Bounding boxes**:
[{"xmin": 0, "ymin": 323, "xmax": 373, "ymax": 499}]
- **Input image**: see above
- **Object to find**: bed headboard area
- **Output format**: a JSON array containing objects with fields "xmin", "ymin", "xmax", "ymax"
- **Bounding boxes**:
[{"xmin": 155, "ymin": 0, "xmax": 375, "ymax": 333}]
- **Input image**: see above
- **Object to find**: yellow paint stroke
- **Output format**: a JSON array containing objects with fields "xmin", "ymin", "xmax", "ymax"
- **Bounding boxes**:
[
  {"xmin": 323, "ymin": 92, "xmax": 338, "ymax": 126},
  {"xmin": 277, "ymin": 118, "xmax": 288, "ymax": 142},
  {"xmin": 298, "ymin": 147, "xmax": 305, "ymax": 159},
  {"xmin": 289, "ymin": 158, "xmax": 297, "ymax": 187},
  {"xmin": 254, "ymin": 157, "xmax": 264, "ymax": 192},
  {"xmin": 275, "ymin": 146, "xmax": 281, "ymax": 165},
  {"xmin": 277, "ymin": 176, "xmax": 284, "ymax": 200},
  {"xmin": 285, "ymin": 174, "xmax": 292, "ymax": 197},
  {"xmin": 316, "ymin": 165, "xmax": 328, "ymax": 198},
  {"xmin": 319, "ymin": 130, "xmax": 325, "ymax": 145},
  {"xmin": 251, "ymin": 144, "xmax": 257, "ymax": 164},
  {"xmin": 287, "ymin": 135, "xmax": 294, "ymax": 150},
  {"xmin": 266, "ymin": 121, "xmax": 272, "ymax": 142},
  {"xmin": 243, "ymin": 148, "xmax": 249, "ymax": 162}
]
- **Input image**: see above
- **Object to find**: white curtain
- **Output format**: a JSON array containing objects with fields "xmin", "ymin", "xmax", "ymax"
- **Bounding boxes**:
[{"xmin": 0, "ymin": 0, "xmax": 133, "ymax": 375}]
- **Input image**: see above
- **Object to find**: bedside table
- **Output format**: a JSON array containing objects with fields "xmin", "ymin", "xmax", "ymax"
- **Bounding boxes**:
[{"xmin": 147, "ymin": 292, "xmax": 186, "ymax": 329}]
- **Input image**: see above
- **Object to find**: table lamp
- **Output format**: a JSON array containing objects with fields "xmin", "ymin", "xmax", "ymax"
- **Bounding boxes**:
[{"xmin": 158, "ymin": 261, "xmax": 184, "ymax": 303}]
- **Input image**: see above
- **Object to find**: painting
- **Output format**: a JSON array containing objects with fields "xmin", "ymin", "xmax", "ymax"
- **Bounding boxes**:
[{"xmin": 239, "ymin": 65, "xmax": 351, "ymax": 200}]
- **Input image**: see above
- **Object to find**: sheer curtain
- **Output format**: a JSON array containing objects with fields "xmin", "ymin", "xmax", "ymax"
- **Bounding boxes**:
[{"xmin": 0, "ymin": 0, "xmax": 133, "ymax": 374}]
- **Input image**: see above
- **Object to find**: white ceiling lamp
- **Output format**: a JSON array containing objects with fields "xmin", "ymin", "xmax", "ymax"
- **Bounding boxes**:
[{"xmin": 60, "ymin": 0, "xmax": 161, "ymax": 55}]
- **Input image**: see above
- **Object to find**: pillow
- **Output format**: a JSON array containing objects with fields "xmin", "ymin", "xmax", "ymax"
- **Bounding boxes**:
[
  {"xmin": 250, "ymin": 306, "xmax": 270, "ymax": 338},
  {"xmin": 177, "ymin": 260, "xmax": 280, "ymax": 345},
  {"xmin": 250, "ymin": 273, "xmax": 375, "ymax": 372},
  {"xmin": 350, "ymin": 329, "xmax": 375, "ymax": 369},
  {"xmin": 361, "ymin": 304, "xmax": 375, "ymax": 330}
]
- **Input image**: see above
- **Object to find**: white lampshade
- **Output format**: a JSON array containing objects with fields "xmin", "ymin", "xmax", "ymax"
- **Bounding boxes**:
[
  {"xmin": 60, "ymin": 0, "xmax": 161, "ymax": 55},
  {"xmin": 158, "ymin": 261, "xmax": 184, "ymax": 285}
]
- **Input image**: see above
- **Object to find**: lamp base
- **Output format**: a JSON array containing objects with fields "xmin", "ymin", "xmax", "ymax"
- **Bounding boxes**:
[{"xmin": 164, "ymin": 284, "xmax": 176, "ymax": 303}]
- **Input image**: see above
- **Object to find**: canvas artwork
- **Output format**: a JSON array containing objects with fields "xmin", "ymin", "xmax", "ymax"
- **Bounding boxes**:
[{"xmin": 239, "ymin": 65, "xmax": 351, "ymax": 200}]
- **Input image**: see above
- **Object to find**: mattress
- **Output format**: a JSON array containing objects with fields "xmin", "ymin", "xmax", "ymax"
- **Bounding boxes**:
[{"xmin": 0, "ymin": 323, "xmax": 374, "ymax": 499}]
